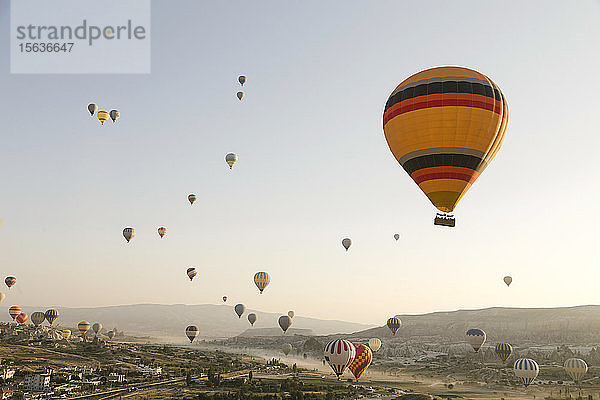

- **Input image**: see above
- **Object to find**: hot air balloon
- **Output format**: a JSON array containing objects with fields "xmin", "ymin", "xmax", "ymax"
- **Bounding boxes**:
[
  {"xmin": 282, "ymin": 343, "xmax": 292, "ymax": 356},
  {"xmin": 92, "ymin": 323, "xmax": 102, "ymax": 335},
  {"xmin": 187, "ymin": 267, "xmax": 197, "ymax": 281},
  {"xmin": 386, "ymin": 317, "xmax": 401, "ymax": 335},
  {"xmin": 9, "ymin": 306, "xmax": 21, "ymax": 320},
  {"xmin": 185, "ymin": 325, "xmax": 199, "ymax": 343},
  {"xmin": 393, "ymin": 233, "xmax": 400, "ymax": 241},
  {"xmin": 368, "ymin": 338, "xmax": 382, "ymax": 353},
  {"xmin": 347, "ymin": 344, "xmax": 373, "ymax": 380},
  {"xmin": 78, "ymin": 321, "xmax": 91, "ymax": 336},
  {"xmin": 247, "ymin": 313, "xmax": 257, "ymax": 326},
  {"xmin": 466, "ymin": 329, "xmax": 486, "ymax": 352},
  {"xmin": 222, "ymin": 296, "xmax": 227, "ymax": 302},
  {"xmin": 236, "ymin": 91, "xmax": 244, "ymax": 100},
  {"xmin": 238, "ymin": 76, "xmax": 246, "ymax": 86},
  {"xmin": 514, "ymin": 358, "xmax": 539, "ymax": 387},
  {"xmin": 324, "ymin": 339, "xmax": 356, "ymax": 379},
  {"xmin": 288, "ymin": 311, "xmax": 295, "ymax": 319},
  {"xmin": 97, "ymin": 110, "xmax": 109, "ymax": 125},
  {"xmin": 158, "ymin": 227, "xmax": 167, "ymax": 238},
  {"xmin": 61, "ymin": 329, "xmax": 71, "ymax": 340},
  {"xmin": 0, "ymin": 293, "xmax": 5, "ymax": 303},
  {"xmin": 278, "ymin": 315, "xmax": 292, "ymax": 333},
  {"xmin": 383, "ymin": 67, "xmax": 509, "ymax": 227},
  {"xmin": 188, "ymin": 194, "xmax": 197, "ymax": 205},
  {"xmin": 88, "ymin": 103, "xmax": 98, "ymax": 116},
  {"xmin": 16, "ymin": 313, "xmax": 28, "ymax": 324},
  {"xmin": 45, "ymin": 309, "xmax": 59, "ymax": 325},
  {"xmin": 494, "ymin": 343, "xmax": 513, "ymax": 362},
  {"xmin": 5, "ymin": 277, "xmax": 16, "ymax": 289},
  {"xmin": 564, "ymin": 358, "xmax": 588, "ymax": 383},
  {"xmin": 109, "ymin": 109, "xmax": 120, "ymax": 123},
  {"xmin": 253, "ymin": 272, "xmax": 270, "ymax": 294},
  {"xmin": 107, "ymin": 330, "xmax": 115, "ymax": 339},
  {"xmin": 342, "ymin": 238, "xmax": 352, "ymax": 251},
  {"xmin": 234, "ymin": 304, "xmax": 245, "ymax": 318},
  {"xmin": 225, "ymin": 153, "xmax": 238, "ymax": 169},
  {"xmin": 123, "ymin": 227, "xmax": 135, "ymax": 243},
  {"xmin": 504, "ymin": 276, "xmax": 512, "ymax": 287},
  {"xmin": 31, "ymin": 312, "xmax": 46, "ymax": 327}
]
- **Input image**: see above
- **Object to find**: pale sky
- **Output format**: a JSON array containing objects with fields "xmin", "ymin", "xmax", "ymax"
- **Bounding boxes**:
[{"xmin": 1, "ymin": 1, "xmax": 599, "ymax": 325}]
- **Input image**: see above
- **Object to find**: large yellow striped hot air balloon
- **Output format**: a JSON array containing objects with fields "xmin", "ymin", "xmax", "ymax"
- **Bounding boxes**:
[
  {"xmin": 45, "ymin": 309, "xmax": 59, "ymax": 325},
  {"xmin": 383, "ymin": 66, "xmax": 508, "ymax": 226},
  {"xmin": 253, "ymin": 272, "xmax": 270, "ymax": 294}
]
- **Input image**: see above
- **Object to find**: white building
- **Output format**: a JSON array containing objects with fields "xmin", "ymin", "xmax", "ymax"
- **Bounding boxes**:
[
  {"xmin": 108, "ymin": 372, "xmax": 125, "ymax": 383},
  {"xmin": 0, "ymin": 367, "xmax": 15, "ymax": 380},
  {"xmin": 24, "ymin": 373, "xmax": 50, "ymax": 392},
  {"xmin": 136, "ymin": 365, "xmax": 162, "ymax": 376}
]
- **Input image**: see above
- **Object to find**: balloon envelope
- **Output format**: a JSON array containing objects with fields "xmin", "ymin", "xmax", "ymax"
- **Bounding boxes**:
[
  {"xmin": 92, "ymin": 323, "xmax": 102, "ymax": 335},
  {"xmin": 287, "ymin": 311, "xmax": 295, "ymax": 319},
  {"xmin": 278, "ymin": 315, "xmax": 291, "ymax": 333},
  {"xmin": 383, "ymin": 66, "xmax": 508, "ymax": 214},
  {"xmin": 222, "ymin": 296, "xmax": 227, "ymax": 302},
  {"xmin": 234, "ymin": 304, "xmax": 245, "ymax": 318},
  {"xmin": 504, "ymin": 276, "xmax": 512, "ymax": 286},
  {"xmin": 238, "ymin": 75, "xmax": 246, "ymax": 86},
  {"xmin": 107, "ymin": 330, "xmax": 115, "ymax": 339},
  {"xmin": 187, "ymin": 268, "xmax": 197, "ymax": 281},
  {"xmin": 87, "ymin": 103, "xmax": 98, "ymax": 116},
  {"xmin": 16, "ymin": 313, "xmax": 28, "ymax": 324},
  {"xmin": 123, "ymin": 227, "xmax": 135, "ymax": 243},
  {"xmin": 5, "ymin": 277, "xmax": 16, "ymax": 289},
  {"xmin": 9, "ymin": 306, "xmax": 21, "ymax": 320},
  {"xmin": 78, "ymin": 321, "xmax": 91, "ymax": 335},
  {"xmin": 188, "ymin": 194, "xmax": 196, "ymax": 205},
  {"xmin": 514, "ymin": 358, "xmax": 539, "ymax": 387},
  {"xmin": 109, "ymin": 109, "xmax": 120, "ymax": 122},
  {"xmin": 282, "ymin": 343, "xmax": 292, "ymax": 355},
  {"xmin": 368, "ymin": 338, "xmax": 382, "ymax": 353},
  {"xmin": 97, "ymin": 110, "xmax": 109, "ymax": 125},
  {"xmin": 61, "ymin": 329, "xmax": 71, "ymax": 339},
  {"xmin": 342, "ymin": 238, "xmax": 352, "ymax": 251},
  {"xmin": 495, "ymin": 343, "xmax": 513, "ymax": 362},
  {"xmin": 387, "ymin": 317, "xmax": 401, "ymax": 335},
  {"xmin": 158, "ymin": 227, "xmax": 167, "ymax": 238},
  {"xmin": 186, "ymin": 325, "xmax": 199, "ymax": 343},
  {"xmin": 31, "ymin": 312, "xmax": 46, "ymax": 327},
  {"xmin": 564, "ymin": 358, "xmax": 588, "ymax": 383},
  {"xmin": 0, "ymin": 293, "xmax": 5, "ymax": 303},
  {"xmin": 347, "ymin": 344, "xmax": 373, "ymax": 380},
  {"xmin": 225, "ymin": 153, "xmax": 238, "ymax": 169},
  {"xmin": 247, "ymin": 313, "xmax": 257, "ymax": 326},
  {"xmin": 466, "ymin": 328, "xmax": 486, "ymax": 352},
  {"xmin": 236, "ymin": 91, "xmax": 244, "ymax": 100},
  {"xmin": 324, "ymin": 339, "xmax": 356, "ymax": 378},
  {"xmin": 253, "ymin": 272, "xmax": 270, "ymax": 294},
  {"xmin": 45, "ymin": 309, "xmax": 59, "ymax": 325}
]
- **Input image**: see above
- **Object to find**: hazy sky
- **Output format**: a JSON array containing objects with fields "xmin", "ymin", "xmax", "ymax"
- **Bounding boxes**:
[{"xmin": 1, "ymin": 1, "xmax": 599, "ymax": 325}]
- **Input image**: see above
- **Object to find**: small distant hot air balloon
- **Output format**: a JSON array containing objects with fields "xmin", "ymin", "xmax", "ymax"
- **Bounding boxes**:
[
  {"xmin": 514, "ymin": 358, "xmax": 539, "ymax": 387},
  {"xmin": 222, "ymin": 296, "xmax": 227, "ymax": 302},
  {"xmin": 282, "ymin": 343, "xmax": 292, "ymax": 355},
  {"xmin": 234, "ymin": 304, "xmax": 245, "ymax": 318},
  {"xmin": 88, "ymin": 103, "xmax": 98, "ymax": 116},
  {"xmin": 188, "ymin": 194, "xmax": 197, "ymax": 205},
  {"xmin": 504, "ymin": 276, "xmax": 512, "ymax": 287},
  {"xmin": 368, "ymin": 338, "xmax": 382, "ymax": 353},
  {"xmin": 386, "ymin": 317, "xmax": 401, "ymax": 335},
  {"xmin": 158, "ymin": 227, "xmax": 167, "ymax": 238},
  {"xmin": 45, "ymin": 309, "xmax": 59, "ymax": 325},
  {"xmin": 347, "ymin": 344, "xmax": 373, "ymax": 380},
  {"xmin": 278, "ymin": 315, "xmax": 291, "ymax": 333},
  {"xmin": 187, "ymin": 268, "xmax": 197, "ymax": 281},
  {"xmin": 342, "ymin": 238, "xmax": 352, "ymax": 251},
  {"xmin": 61, "ymin": 329, "xmax": 71, "ymax": 340},
  {"xmin": 564, "ymin": 358, "xmax": 588, "ymax": 383},
  {"xmin": 5, "ymin": 277, "xmax": 16, "ymax": 289},
  {"xmin": 97, "ymin": 110, "xmax": 109, "ymax": 125},
  {"xmin": 186, "ymin": 325, "xmax": 199, "ymax": 343},
  {"xmin": 78, "ymin": 321, "xmax": 91, "ymax": 336},
  {"xmin": 238, "ymin": 75, "xmax": 246, "ymax": 86},
  {"xmin": 288, "ymin": 311, "xmax": 295, "ymax": 319},
  {"xmin": 0, "ymin": 293, "xmax": 5, "ymax": 303},
  {"xmin": 466, "ymin": 328, "xmax": 486, "ymax": 352},
  {"xmin": 109, "ymin": 109, "xmax": 120, "ymax": 123},
  {"xmin": 495, "ymin": 343, "xmax": 513, "ymax": 362},
  {"xmin": 107, "ymin": 330, "xmax": 115, "ymax": 339},
  {"xmin": 123, "ymin": 227, "xmax": 135, "ymax": 243},
  {"xmin": 324, "ymin": 339, "xmax": 356, "ymax": 379},
  {"xmin": 16, "ymin": 313, "xmax": 28, "ymax": 324},
  {"xmin": 253, "ymin": 272, "xmax": 270, "ymax": 294},
  {"xmin": 394, "ymin": 233, "xmax": 400, "ymax": 241},
  {"xmin": 9, "ymin": 306, "xmax": 21, "ymax": 320},
  {"xmin": 92, "ymin": 323, "xmax": 102, "ymax": 335},
  {"xmin": 31, "ymin": 312, "xmax": 45, "ymax": 327},
  {"xmin": 225, "ymin": 153, "xmax": 238, "ymax": 169},
  {"xmin": 248, "ymin": 313, "xmax": 257, "ymax": 326},
  {"xmin": 236, "ymin": 91, "xmax": 244, "ymax": 101}
]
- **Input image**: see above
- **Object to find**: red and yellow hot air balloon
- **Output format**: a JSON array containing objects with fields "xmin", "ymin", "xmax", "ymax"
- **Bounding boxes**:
[
  {"xmin": 78, "ymin": 321, "xmax": 91, "ymax": 335},
  {"xmin": 16, "ymin": 313, "xmax": 28, "ymax": 324},
  {"xmin": 347, "ymin": 344, "xmax": 373, "ymax": 380},
  {"xmin": 383, "ymin": 66, "xmax": 508, "ymax": 226}
]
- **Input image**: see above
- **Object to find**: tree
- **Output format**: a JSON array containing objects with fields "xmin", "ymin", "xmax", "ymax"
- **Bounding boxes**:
[
  {"xmin": 248, "ymin": 371, "xmax": 253, "ymax": 381},
  {"xmin": 185, "ymin": 371, "xmax": 192, "ymax": 387}
]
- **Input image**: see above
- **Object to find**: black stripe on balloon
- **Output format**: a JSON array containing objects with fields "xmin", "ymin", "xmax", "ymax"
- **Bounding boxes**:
[
  {"xmin": 402, "ymin": 154, "xmax": 482, "ymax": 175},
  {"xmin": 384, "ymin": 81, "xmax": 502, "ymax": 112}
]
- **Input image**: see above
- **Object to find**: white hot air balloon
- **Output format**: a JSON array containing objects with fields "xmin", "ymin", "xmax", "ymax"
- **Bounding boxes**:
[
  {"xmin": 514, "ymin": 358, "xmax": 539, "ymax": 387},
  {"xmin": 324, "ymin": 339, "xmax": 356, "ymax": 379},
  {"xmin": 466, "ymin": 328, "xmax": 486, "ymax": 352},
  {"xmin": 564, "ymin": 358, "xmax": 588, "ymax": 383},
  {"xmin": 368, "ymin": 338, "xmax": 382, "ymax": 353}
]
